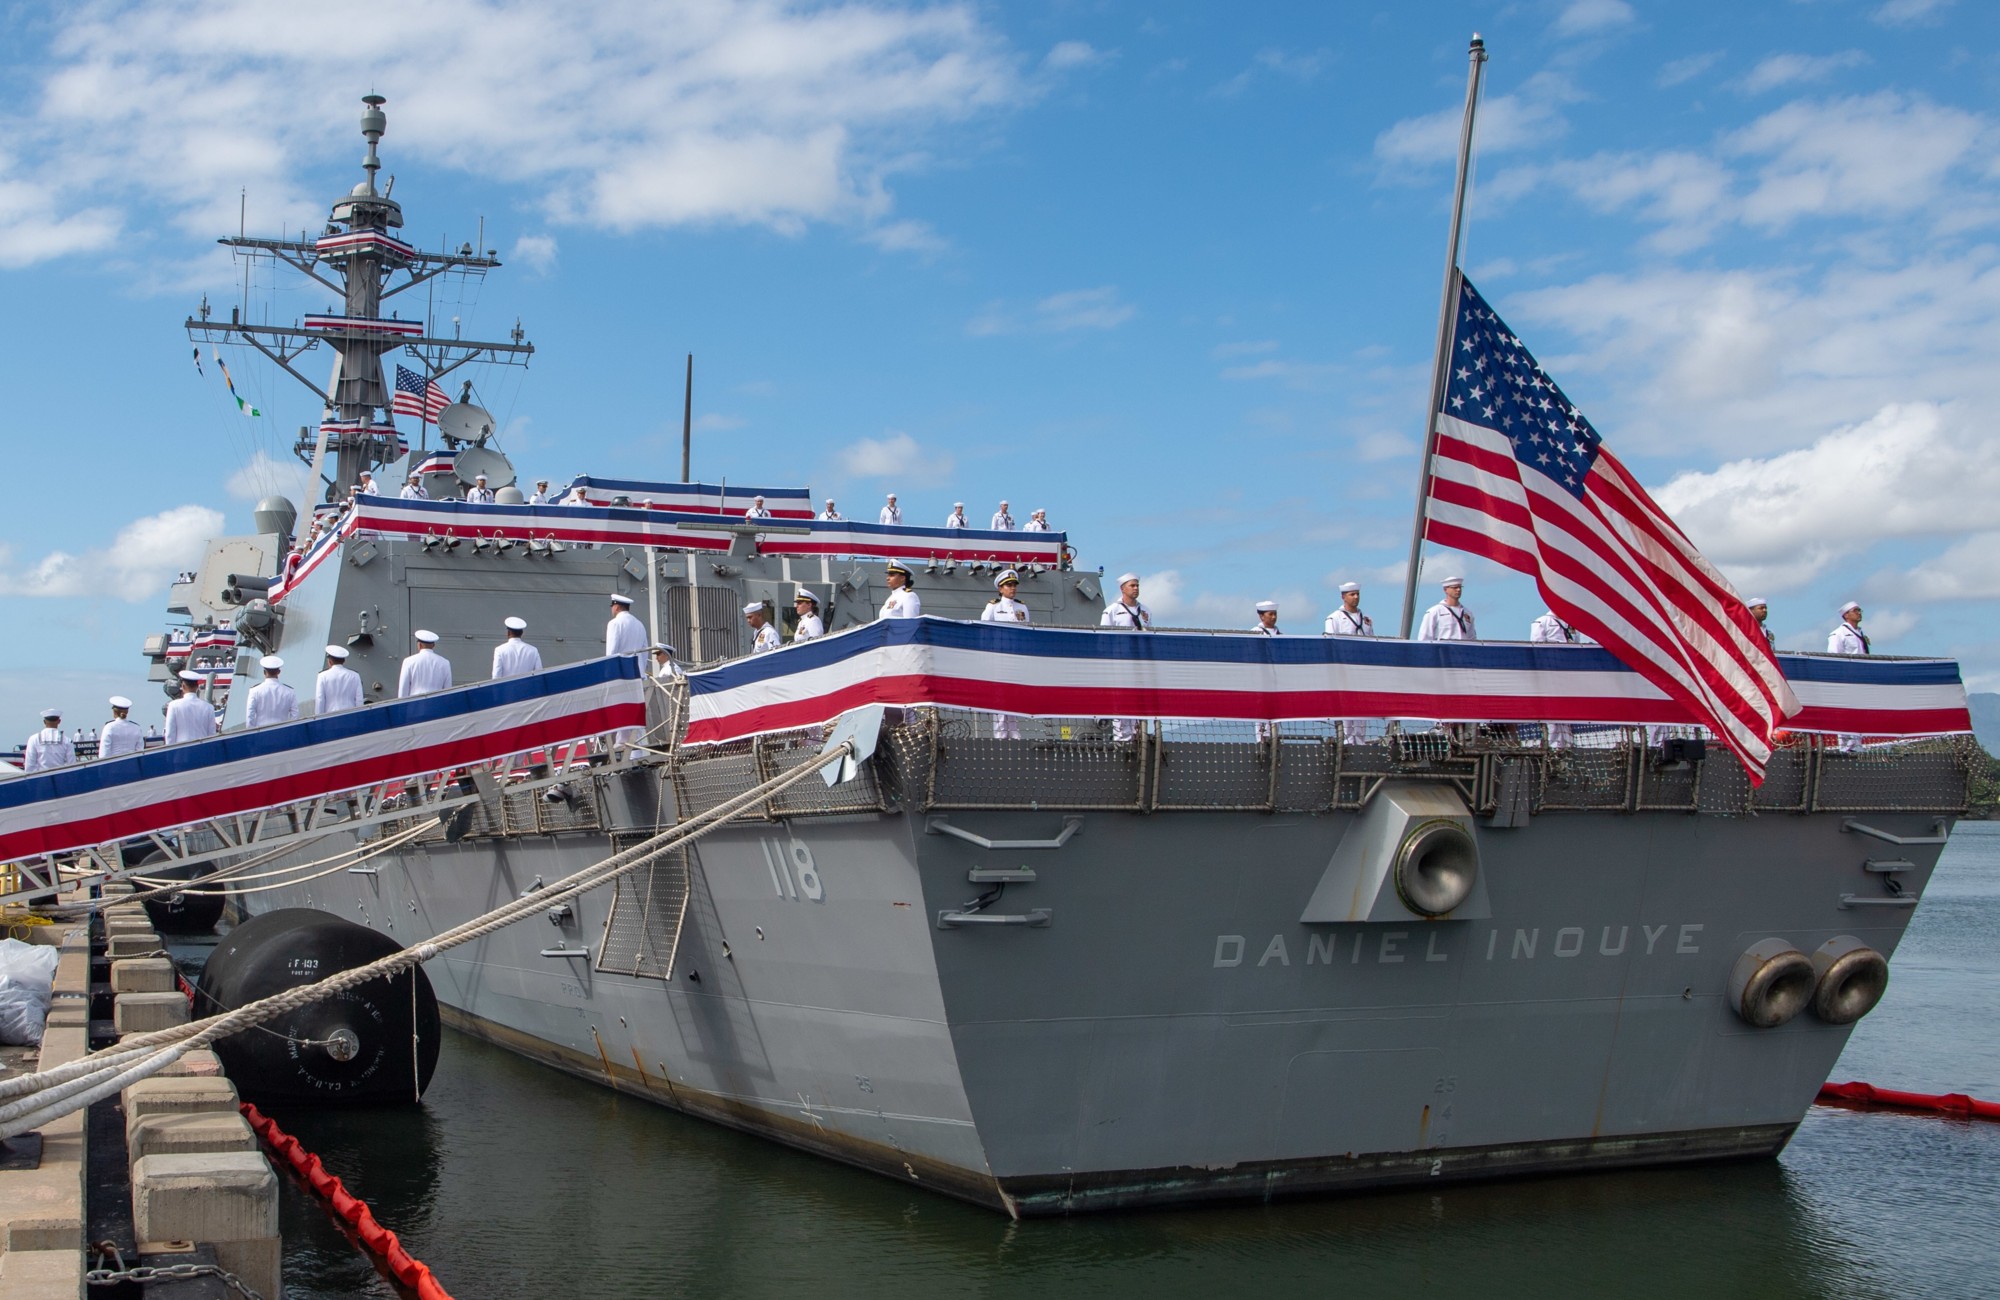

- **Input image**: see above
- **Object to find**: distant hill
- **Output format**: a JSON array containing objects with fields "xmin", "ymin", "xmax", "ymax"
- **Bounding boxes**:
[{"xmin": 1972, "ymin": 693, "xmax": 2000, "ymax": 755}]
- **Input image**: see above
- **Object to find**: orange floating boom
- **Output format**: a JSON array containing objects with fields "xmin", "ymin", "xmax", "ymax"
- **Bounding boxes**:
[{"xmin": 1817, "ymin": 1081, "xmax": 2000, "ymax": 1121}]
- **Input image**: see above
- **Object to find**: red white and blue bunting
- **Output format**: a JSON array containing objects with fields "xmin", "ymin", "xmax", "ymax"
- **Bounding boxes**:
[{"xmin": 683, "ymin": 617, "xmax": 1973, "ymax": 746}]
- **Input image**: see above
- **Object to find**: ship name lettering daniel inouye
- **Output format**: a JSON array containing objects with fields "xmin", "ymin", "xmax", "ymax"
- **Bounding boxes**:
[{"xmin": 1213, "ymin": 922, "xmax": 1706, "ymax": 969}]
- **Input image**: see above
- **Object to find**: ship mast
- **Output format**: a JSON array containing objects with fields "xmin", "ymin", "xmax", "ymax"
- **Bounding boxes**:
[{"xmin": 188, "ymin": 95, "xmax": 535, "ymax": 501}]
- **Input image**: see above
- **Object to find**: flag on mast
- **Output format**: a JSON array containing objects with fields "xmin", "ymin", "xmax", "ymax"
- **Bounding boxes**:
[
  {"xmin": 1421, "ymin": 273, "xmax": 1798, "ymax": 781},
  {"xmin": 393, "ymin": 365, "xmax": 451, "ymax": 423},
  {"xmin": 214, "ymin": 351, "xmax": 258, "ymax": 416},
  {"xmin": 191, "ymin": 346, "xmax": 204, "ymax": 378}
]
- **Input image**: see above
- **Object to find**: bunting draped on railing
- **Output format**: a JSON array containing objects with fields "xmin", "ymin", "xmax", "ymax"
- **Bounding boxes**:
[
  {"xmin": 343, "ymin": 497, "xmax": 1071, "ymax": 565},
  {"xmin": 0, "ymin": 657, "xmax": 645, "ymax": 862},
  {"xmin": 683, "ymin": 617, "xmax": 1972, "ymax": 746}
]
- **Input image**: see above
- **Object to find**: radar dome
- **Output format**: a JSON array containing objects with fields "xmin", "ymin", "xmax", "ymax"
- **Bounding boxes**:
[
  {"xmin": 253, "ymin": 496, "xmax": 298, "ymax": 540},
  {"xmin": 495, "ymin": 485, "xmax": 526, "ymax": 505}
]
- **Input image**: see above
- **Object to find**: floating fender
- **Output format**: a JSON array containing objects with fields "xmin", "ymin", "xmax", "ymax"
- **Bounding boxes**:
[
  {"xmin": 1392, "ymin": 818, "xmax": 1479, "ymax": 918},
  {"xmin": 1810, "ymin": 935, "xmax": 1889, "ymax": 1025},
  {"xmin": 126, "ymin": 846, "xmax": 226, "ymax": 936},
  {"xmin": 197, "ymin": 909, "xmax": 440, "ymax": 1104},
  {"xmin": 1727, "ymin": 938, "xmax": 1815, "ymax": 1028}
]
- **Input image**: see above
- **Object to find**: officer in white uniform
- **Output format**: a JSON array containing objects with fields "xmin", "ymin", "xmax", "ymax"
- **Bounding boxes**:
[
  {"xmin": 879, "ymin": 562, "xmax": 922, "ymax": 618},
  {"xmin": 744, "ymin": 602, "xmax": 781, "ymax": 654},
  {"xmin": 99, "ymin": 697, "xmax": 144, "ymax": 759},
  {"xmin": 879, "ymin": 494, "xmax": 902, "ymax": 526},
  {"xmin": 980, "ymin": 569, "xmax": 1031, "ymax": 737},
  {"xmin": 398, "ymin": 630, "xmax": 454, "ymax": 698},
  {"xmin": 24, "ymin": 709, "xmax": 75, "ymax": 771},
  {"xmin": 356, "ymin": 470, "xmax": 378, "ymax": 496},
  {"xmin": 492, "ymin": 616, "xmax": 543, "ymax": 679},
  {"xmin": 1530, "ymin": 610, "xmax": 1589, "ymax": 748},
  {"xmin": 245, "ymin": 655, "xmax": 299, "ymax": 728},
  {"xmin": 400, "ymin": 474, "xmax": 427, "ymax": 500},
  {"xmin": 1024, "ymin": 509, "xmax": 1050, "ymax": 532},
  {"xmin": 605, "ymin": 594, "xmax": 648, "ymax": 657},
  {"xmin": 316, "ymin": 645, "xmax": 365, "ymax": 715},
  {"xmin": 1323, "ymin": 582, "xmax": 1374, "ymax": 743},
  {"xmin": 164, "ymin": 670, "xmax": 217, "ymax": 744},
  {"xmin": 1746, "ymin": 597, "xmax": 1774, "ymax": 646},
  {"xmin": 1828, "ymin": 601, "xmax": 1869, "ymax": 752},
  {"xmin": 819, "ymin": 499, "xmax": 843, "ymax": 521},
  {"xmin": 792, "ymin": 590, "xmax": 826, "ymax": 642},
  {"xmin": 990, "ymin": 501, "xmax": 1015, "ymax": 531},
  {"xmin": 1100, "ymin": 573, "xmax": 1153, "ymax": 741},
  {"xmin": 744, "ymin": 495, "xmax": 772, "ymax": 520},
  {"xmin": 1416, "ymin": 577, "xmax": 1476, "ymax": 641},
  {"xmin": 529, "ymin": 479, "xmax": 552, "ymax": 504},
  {"xmin": 650, "ymin": 642, "xmax": 683, "ymax": 682},
  {"xmin": 468, "ymin": 474, "xmax": 496, "ymax": 504},
  {"xmin": 944, "ymin": 503, "xmax": 969, "ymax": 529}
]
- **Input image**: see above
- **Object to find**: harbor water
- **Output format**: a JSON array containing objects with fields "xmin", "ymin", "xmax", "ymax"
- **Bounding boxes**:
[{"xmin": 256, "ymin": 822, "xmax": 2000, "ymax": 1299}]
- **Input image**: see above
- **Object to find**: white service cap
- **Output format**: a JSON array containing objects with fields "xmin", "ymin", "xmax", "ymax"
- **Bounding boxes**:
[
  {"xmin": 178, "ymin": 669, "xmax": 203, "ymax": 683},
  {"xmin": 475, "ymin": 473, "xmax": 488, "ymax": 481},
  {"xmin": 1339, "ymin": 582, "xmax": 1361, "ymax": 594},
  {"xmin": 40, "ymin": 706, "xmax": 60, "ymax": 718},
  {"xmin": 324, "ymin": 645, "xmax": 350, "ymax": 660},
  {"xmin": 1255, "ymin": 600, "xmax": 1278, "ymax": 613},
  {"xmin": 1118, "ymin": 572, "xmax": 1140, "ymax": 585},
  {"xmin": 1442, "ymin": 576, "xmax": 1464, "ymax": 587},
  {"xmin": 109, "ymin": 696, "xmax": 132, "ymax": 709},
  {"xmin": 260, "ymin": 655, "xmax": 284, "ymax": 671},
  {"xmin": 610, "ymin": 593, "xmax": 634, "ymax": 606},
  {"xmin": 504, "ymin": 616, "xmax": 527, "ymax": 631},
  {"xmin": 994, "ymin": 570, "xmax": 1019, "ymax": 588},
  {"xmin": 1839, "ymin": 601, "xmax": 1862, "ymax": 615},
  {"xmin": 743, "ymin": 601, "xmax": 765, "ymax": 616},
  {"xmin": 415, "ymin": 630, "xmax": 439, "ymax": 644},
  {"xmin": 1745, "ymin": 596, "xmax": 1768, "ymax": 608},
  {"xmin": 795, "ymin": 588, "xmax": 819, "ymax": 604},
  {"xmin": 954, "ymin": 501, "xmax": 964, "ymax": 508},
  {"xmin": 650, "ymin": 642, "xmax": 675, "ymax": 655}
]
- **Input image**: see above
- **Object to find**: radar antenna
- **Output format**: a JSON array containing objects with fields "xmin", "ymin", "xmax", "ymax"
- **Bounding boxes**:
[{"xmin": 186, "ymin": 96, "xmax": 535, "ymax": 500}]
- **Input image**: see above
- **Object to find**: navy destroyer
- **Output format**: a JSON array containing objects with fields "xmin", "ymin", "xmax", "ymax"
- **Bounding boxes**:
[{"xmin": 55, "ymin": 90, "xmax": 1978, "ymax": 1216}]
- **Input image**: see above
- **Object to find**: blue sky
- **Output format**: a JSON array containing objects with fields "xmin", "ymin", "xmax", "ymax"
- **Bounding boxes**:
[{"xmin": 1, "ymin": 0, "xmax": 1996, "ymax": 732}]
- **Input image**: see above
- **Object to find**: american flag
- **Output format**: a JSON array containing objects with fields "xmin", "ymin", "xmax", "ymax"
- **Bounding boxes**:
[
  {"xmin": 1422, "ymin": 273, "xmax": 1798, "ymax": 781},
  {"xmin": 393, "ymin": 365, "xmax": 450, "ymax": 423}
]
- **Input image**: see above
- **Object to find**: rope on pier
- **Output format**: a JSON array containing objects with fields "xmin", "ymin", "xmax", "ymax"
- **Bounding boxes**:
[
  {"xmin": 0, "ymin": 739, "xmax": 854, "ymax": 1138},
  {"xmin": 243, "ymin": 1101, "xmax": 454, "ymax": 1300}
]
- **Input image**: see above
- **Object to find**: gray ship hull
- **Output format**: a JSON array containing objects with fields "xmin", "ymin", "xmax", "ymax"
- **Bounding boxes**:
[{"xmin": 234, "ymin": 733, "xmax": 1953, "ymax": 1216}]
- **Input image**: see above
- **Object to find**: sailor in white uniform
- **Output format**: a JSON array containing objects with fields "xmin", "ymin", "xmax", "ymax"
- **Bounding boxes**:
[
  {"xmin": 24, "ymin": 709, "xmax": 74, "ymax": 772},
  {"xmin": 1746, "ymin": 597, "xmax": 1774, "ymax": 647},
  {"xmin": 1416, "ymin": 577, "xmax": 1476, "ymax": 641},
  {"xmin": 878, "ymin": 562, "xmax": 922, "ymax": 619},
  {"xmin": 650, "ymin": 642, "xmax": 683, "ymax": 682},
  {"xmin": 944, "ymin": 503, "xmax": 969, "ymax": 529},
  {"xmin": 464, "ymin": 474, "xmax": 494, "ymax": 504},
  {"xmin": 819, "ymin": 499, "xmax": 843, "ymax": 521},
  {"xmin": 316, "ymin": 645, "xmax": 365, "ymax": 715},
  {"xmin": 1100, "ymin": 573, "xmax": 1153, "ymax": 742},
  {"xmin": 744, "ymin": 602, "xmax": 781, "ymax": 654},
  {"xmin": 1530, "ymin": 610, "xmax": 1589, "ymax": 748},
  {"xmin": 1829, "ymin": 601, "xmax": 1869, "ymax": 752},
  {"xmin": 398, "ymin": 630, "xmax": 454, "ymax": 698},
  {"xmin": 164, "ymin": 670, "xmax": 218, "ymax": 744},
  {"xmin": 1250, "ymin": 601, "xmax": 1280, "ymax": 739},
  {"xmin": 1324, "ymin": 582, "xmax": 1374, "ymax": 743},
  {"xmin": 744, "ymin": 495, "xmax": 772, "ymax": 520},
  {"xmin": 245, "ymin": 656, "xmax": 299, "ymax": 728},
  {"xmin": 1024, "ymin": 509, "xmax": 1050, "ymax": 532},
  {"xmin": 792, "ymin": 590, "xmax": 826, "ymax": 642},
  {"xmin": 980, "ymin": 569, "xmax": 1031, "ymax": 738},
  {"xmin": 606, "ymin": 594, "xmax": 648, "ymax": 657},
  {"xmin": 99, "ymin": 697, "xmax": 144, "ymax": 759},
  {"xmin": 528, "ymin": 479, "xmax": 552, "ymax": 505},
  {"xmin": 400, "ymin": 474, "xmax": 427, "ymax": 500},
  {"xmin": 879, "ymin": 494, "xmax": 902, "ymax": 526},
  {"xmin": 492, "ymin": 616, "xmax": 543, "ymax": 679},
  {"xmin": 990, "ymin": 501, "xmax": 1015, "ymax": 531},
  {"xmin": 355, "ymin": 470, "xmax": 379, "ymax": 496}
]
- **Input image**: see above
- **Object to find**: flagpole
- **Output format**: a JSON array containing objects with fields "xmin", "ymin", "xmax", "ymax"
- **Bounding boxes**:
[{"xmin": 1397, "ymin": 33, "xmax": 1488, "ymax": 638}]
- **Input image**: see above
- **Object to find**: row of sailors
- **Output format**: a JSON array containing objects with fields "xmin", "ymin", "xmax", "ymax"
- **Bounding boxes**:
[{"xmin": 822, "ymin": 495, "xmax": 1052, "ymax": 532}]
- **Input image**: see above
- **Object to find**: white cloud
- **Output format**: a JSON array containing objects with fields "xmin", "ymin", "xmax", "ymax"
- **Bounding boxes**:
[
  {"xmin": 0, "ymin": 0, "xmax": 1025, "ymax": 266},
  {"xmin": 967, "ymin": 285, "xmax": 1134, "ymax": 335},
  {"xmin": 0, "ymin": 505, "xmax": 224, "ymax": 600},
  {"xmin": 1739, "ymin": 51, "xmax": 1868, "ymax": 95},
  {"xmin": 1044, "ymin": 41, "xmax": 1108, "ymax": 71},
  {"xmin": 1551, "ymin": 0, "xmax": 1636, "ymax": 38},
  {"xmin": 1871, "ymin": 534, "xmax": 2000, "ymax": 603},
  {"xmin": 1872, "ymin": 0, "xmax": 1954, "ymax": 25},
  {"xmin": 1651, "ymin": 403, "xmax": 2000, "ymax": 594},
  {"xmin": 1727, "ymin": 93, "xmax": 1985, "ymax": 229},
  {"xmin": 1657, "ymin": 50, "xmax": 1724, "ymax": 88},
  {"xmin": 837, "ymin": 431, "xmax": 954, "ymax": 485},
  {"xmin": 224, "ymin": 452, "xmax": 316, "ymax": 508},
  {"xmin": 1212, "ymin": 47, "xmax": 1333, "ymax": 98},
  {"xmin": 1374, "ymin": 77, "xmax": 1575, "ymax": 169},
  {"xmin": 1211, "ymin": 339, "xmax": 1278, "ymax": 358},
  {"xmin": 510, "ymin": 233, "xmax": 557, "ymax": 274},
  {"xmin": 862, "ymin": 218, "xmax": 947, "ymax": 254},
  {"xmin": 1138, "ymin": 568, "xmax": 1315, "ymax": 629}
]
